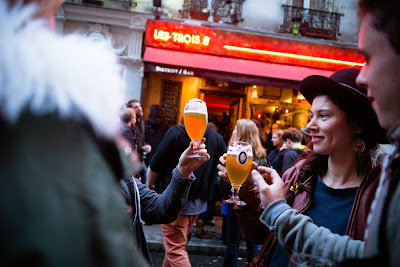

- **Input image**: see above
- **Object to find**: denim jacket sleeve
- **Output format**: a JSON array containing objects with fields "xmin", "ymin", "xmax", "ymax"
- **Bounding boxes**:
[{"xmin": 260, "ymin": 199, "xmax": 365, "ymax": 262}]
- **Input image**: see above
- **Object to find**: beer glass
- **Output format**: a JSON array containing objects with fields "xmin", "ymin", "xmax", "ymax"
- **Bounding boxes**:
[
  {"xmin": 183, "ymin": 98, "xmax": 208, "ymax": 158},
  {"xmin": 224, "ymin": 141, "xmax": 253, "ymax": 206}
]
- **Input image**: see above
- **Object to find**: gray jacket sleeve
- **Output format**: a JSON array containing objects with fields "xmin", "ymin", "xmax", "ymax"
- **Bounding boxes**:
[
  {"xmin": 138, "ymin": 168, "xmax": 195, "ymax": 224},
  {"xmin": 260, "ymin": 199, "xmax": 365, "ymax": 262}
]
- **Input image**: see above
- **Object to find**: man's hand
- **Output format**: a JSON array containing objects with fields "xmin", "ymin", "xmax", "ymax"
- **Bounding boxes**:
[
  {"xmin": 177, "ymin": 138, "xmax": 210, "ymax": 177},
  {"xmin": 251, "ymin": 166, "xmax": 285, "ymax": 207}
]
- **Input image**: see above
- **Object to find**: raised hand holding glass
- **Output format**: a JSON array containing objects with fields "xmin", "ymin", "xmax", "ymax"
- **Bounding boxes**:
[{"xmin": 183, "ymin": 98, "xmax": 208, "ymax": 158}]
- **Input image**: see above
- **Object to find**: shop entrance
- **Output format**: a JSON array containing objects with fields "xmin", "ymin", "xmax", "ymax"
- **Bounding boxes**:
[{"xmin": 202, "ymin": 92, "xmax": 244, "ymax": 145}]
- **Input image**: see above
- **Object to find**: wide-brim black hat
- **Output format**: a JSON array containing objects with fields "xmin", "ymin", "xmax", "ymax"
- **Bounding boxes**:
[
  {"xmin": 299, "ymin": 68, "xmax": 371, "ymax": 109},
  {"xmin": 299, "ymin": 67, "xmax": 387, "ymax": 144}
]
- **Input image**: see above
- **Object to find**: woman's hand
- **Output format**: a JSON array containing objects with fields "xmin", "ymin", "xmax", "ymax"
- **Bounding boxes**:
[
  {"xmin": 251, "ymin": 166, "xmax": 285, "ymax": 207},
  {"xmin": 217, "ymin": 154, "xmax": 229, "ymax": 183},
  {"xmin": 177, "ymin": 138, "xmax": 210, "ymax": 177},
  {"xmin": 217, "ymin": 153, "xmax": 259, "ymax": 184}
]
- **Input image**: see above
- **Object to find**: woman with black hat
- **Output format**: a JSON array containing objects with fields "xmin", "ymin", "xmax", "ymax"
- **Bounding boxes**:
[{"xmin": 218, "ymin": 68, "xmax": 387, "ymax": 266}]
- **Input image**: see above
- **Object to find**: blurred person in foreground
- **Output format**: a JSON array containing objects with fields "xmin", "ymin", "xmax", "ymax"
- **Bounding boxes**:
[
  {"xmin": 0, "ymin": 0, "xmax": 148, "ymax": 265},
  {"xmin": 246, "ymin": 1, "xmax": 400, "ymax": 265},
  {"xmin": 218, "ymin": 68, "xmax": 387, "ymax": 266}
]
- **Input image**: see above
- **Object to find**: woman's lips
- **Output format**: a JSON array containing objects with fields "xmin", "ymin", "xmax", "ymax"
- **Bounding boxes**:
[{"xmin": 311, "ymin": 136, "xmax": 324, "ymax": 143}]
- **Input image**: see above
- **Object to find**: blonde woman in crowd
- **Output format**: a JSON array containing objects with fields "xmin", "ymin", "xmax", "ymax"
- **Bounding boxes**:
[{"xmin": 220, "ymin": 119, "xmax": 269, "ymax": 267}]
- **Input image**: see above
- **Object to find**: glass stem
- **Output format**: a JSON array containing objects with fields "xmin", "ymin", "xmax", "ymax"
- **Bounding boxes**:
[{"xmin": 231, "ymin": 186, "xmax": 241, "ymax": 202}]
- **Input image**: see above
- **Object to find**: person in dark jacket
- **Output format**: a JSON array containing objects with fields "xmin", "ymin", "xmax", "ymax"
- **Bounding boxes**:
[
  {"xmin": 144, "ymin": 104, "xmax": 169, "ymax": 166},
  {"xmin": 267, "ymin": 130, "xmax": 287, "ymax": 175},
  {"xmin": 126, "ymin": 99, "xmax": 151, "ymax": 182},
  {"xmin": 120, "ymin": 107, "xmax": 137, "ymax": 150},
  {"xmin": 280, "ymin": 127, "xmax": 309, "ymax": 175},
  {"xmin": 0, "ymin": 1, "xmax": 148, "ymax": 266},
  {"xmin": 146, "ymin": 123, "xmax": 226, "ymax": 266}
]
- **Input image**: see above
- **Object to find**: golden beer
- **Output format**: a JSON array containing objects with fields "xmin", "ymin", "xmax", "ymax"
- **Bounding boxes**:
[
  {"xmin": 226, "ymin": 153, "xmax": 253, "ymax": 188},
  {"xmin": 184, "ymin": 111, "xmax": 207, "ymax": 141}
]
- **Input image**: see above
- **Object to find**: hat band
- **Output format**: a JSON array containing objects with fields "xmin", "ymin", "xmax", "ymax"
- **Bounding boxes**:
[{"xmin": 338, "ymin": 82, "xmax": 370, "ymax": 102}]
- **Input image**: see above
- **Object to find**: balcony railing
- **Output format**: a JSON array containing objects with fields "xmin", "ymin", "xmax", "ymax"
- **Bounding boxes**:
[
  {"xmin": 181, "ymin": 0, "xmax": 244, "ymax": 24},
  {"xmin": 281, "ymin": 5, "xmax": 343, "ymax": 40},
  {"xmin": 77, "ymin": 0, "xmax": 137, "ymax": 8}
]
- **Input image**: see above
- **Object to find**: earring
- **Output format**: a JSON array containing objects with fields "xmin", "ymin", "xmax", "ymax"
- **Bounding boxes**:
[
  {"xmin": 353, "ymin": 139, "xmax": 365, "ymax": 152},
  {"xmin": 353, "ymin": 139, "xmax": 365, "ymax": 176}
]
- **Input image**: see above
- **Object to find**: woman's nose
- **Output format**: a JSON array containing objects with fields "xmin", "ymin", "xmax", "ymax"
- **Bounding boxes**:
[{"xmin": 306, "ymin": 119, "xmax": 317, "ymax": 132}]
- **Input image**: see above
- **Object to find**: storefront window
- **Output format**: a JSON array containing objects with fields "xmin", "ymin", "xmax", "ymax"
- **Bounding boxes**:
[{"xmin": 248, "ymin": 85, "xmax": 311, "ymax": 138}]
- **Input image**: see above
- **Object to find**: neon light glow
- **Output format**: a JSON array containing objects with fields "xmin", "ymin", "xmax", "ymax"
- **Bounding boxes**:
[
  {"xmin": 223, "ymin": 45, "xmax": 364, "ymax": 67},
  {"xmin": 153, "ymin": 29, "xmax": 211, "ymax": 46},
  {"xmin": 206, "ymin": 103, "xmax": 230, "ymax": 109}
]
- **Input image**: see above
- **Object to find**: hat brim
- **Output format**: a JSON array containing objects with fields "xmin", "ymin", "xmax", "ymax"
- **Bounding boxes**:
[{"xmin": 299, "ymin": 75, "xmax": 371, "ymax": 109}]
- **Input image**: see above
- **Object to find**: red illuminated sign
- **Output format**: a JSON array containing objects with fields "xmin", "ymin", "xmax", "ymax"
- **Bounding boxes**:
[
  {"xmin": 223, "ymin": 45, "xmax": 365, "ymax": 68},
  {"xmin": 153, "ymin": 29, "xmax": 211, "ymax": 46},
  {"xmin": 145, "ymin": 20, "xmax": 364, "ymax": 71}
]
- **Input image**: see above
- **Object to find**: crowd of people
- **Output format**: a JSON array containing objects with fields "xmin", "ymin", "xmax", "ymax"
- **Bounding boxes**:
[{"xmin": 1, "ymin": 0, "xmax": 400, "ymax": 266}]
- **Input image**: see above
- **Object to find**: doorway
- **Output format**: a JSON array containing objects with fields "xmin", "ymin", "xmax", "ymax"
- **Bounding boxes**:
[{"xmin": 202, "ymin": 93, "xmax": 243, "ymax": 145}]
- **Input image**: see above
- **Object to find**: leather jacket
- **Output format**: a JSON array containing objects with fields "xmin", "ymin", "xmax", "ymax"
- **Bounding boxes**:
[{"xmin": 235, "ymin": 159, "xmax": 382, "ymax": 265}]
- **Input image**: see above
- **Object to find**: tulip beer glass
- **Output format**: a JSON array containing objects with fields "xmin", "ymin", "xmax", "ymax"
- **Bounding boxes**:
[
  {"xmin": 224, "ymin": 141, "xmax": 253, "ymax": 206},
  {"xmin": 183, "ymin": 98, "xmax": 208, "ymax": 158}
]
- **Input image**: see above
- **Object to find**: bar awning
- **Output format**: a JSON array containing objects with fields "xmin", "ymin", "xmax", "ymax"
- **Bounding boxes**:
[{"xmin": 143, "ymin": 47, "xmax": 335, "ymax": 89}]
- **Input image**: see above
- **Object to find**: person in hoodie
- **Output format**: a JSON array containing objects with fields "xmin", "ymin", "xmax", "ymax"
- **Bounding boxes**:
[
  {"xmin": 0, "ymin": 1, "xmax": 210, "ymax": 266},
  {"xmin": 0, "ymin": 1, "xmax": 147, "ymax": 265}
]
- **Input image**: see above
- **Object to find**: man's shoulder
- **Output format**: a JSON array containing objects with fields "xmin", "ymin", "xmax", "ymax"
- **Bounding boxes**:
[
  {"xmin": 167, "ymin": 124, "xmax": 186, "ymax": 135},
  {"xmin": 161, "ymin": 125, "xmax": 189, "ymax": 145},
  {"xmin": 205, "ymin": 127, "xmax": 225, "ymax": 142},
  {"xmin": 286, "ymin": 149, "xmax": 299, "ymax": 155}
]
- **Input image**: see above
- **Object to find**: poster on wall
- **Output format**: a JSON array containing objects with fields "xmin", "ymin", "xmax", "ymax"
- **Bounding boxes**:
[{"xmin": 161, "ymin": 79, "xmax": 182, "ymax": 128}]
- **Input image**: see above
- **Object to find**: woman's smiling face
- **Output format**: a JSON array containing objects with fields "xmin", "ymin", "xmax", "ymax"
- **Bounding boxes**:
[{"xmin": 307, "ymin": 95, "xmax": 355, "ymax": 155}]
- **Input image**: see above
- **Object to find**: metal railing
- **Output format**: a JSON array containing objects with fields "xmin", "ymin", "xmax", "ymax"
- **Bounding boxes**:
[
  {"xmin": 281, "ymin": 5, "xmax": 343, "ymax": 40},
  {"xmin": 77, "ymin": 0, "xmax": 137, "ymax": 7},
  {"xmin": 181, "ymin": 0, "xmax": 244, "ymax": 24}
]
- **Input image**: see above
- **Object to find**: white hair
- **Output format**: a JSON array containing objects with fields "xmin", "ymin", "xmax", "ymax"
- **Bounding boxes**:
[{"xmin": 0, "ymin": 2, "xmax": 125, "ymax": 138}]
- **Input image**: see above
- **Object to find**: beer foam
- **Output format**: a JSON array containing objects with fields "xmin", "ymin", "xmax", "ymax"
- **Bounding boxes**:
[
  {"xmin": 227, "ymin": 146, "xmax": 253, "ymax": 157},
  {"xmin": 184, "ymin": 110, "xmax": 207, "ymax": 115}
]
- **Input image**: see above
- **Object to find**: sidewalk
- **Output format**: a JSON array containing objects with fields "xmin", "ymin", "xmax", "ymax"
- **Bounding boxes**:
[{"xmin": 143, "ymin": 215, "xmax": 247, "ymax": 257}]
